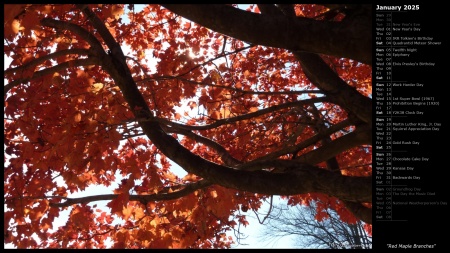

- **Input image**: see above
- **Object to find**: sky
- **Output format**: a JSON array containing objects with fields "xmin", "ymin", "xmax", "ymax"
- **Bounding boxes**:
[{"xmin": 227, "ymin": 197, "xmax": 297, "ymax": 249}]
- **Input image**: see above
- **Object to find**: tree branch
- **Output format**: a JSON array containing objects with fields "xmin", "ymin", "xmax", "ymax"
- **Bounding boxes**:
[
  {"xmin": 49, "ymin": 180, "xmax": 213, "ymax": 208},
  {"xmin": 146, "ymin": 75, "xmax": 324, "ymax": 96},
  {"xmin": 256, "ymin": 5, "xmax": 373, "ymax": 224},
  {"xmin": 257, "ymin": 4, "xmax": 284, "ymax": 16},
  {"xmin": 256, "ymin": 4, "xmax": 372, "ymax": 125},
  {"xmin": 153, "ymin": 97, "xmax": 327, "ymax": 131},
  {"xmin": 4, "ymin": 58, "xmax": 100, "ymax": 96},
  {"xmin": 320, "ymin": 4, "xmax": 347, "ymax": 10},
  {"xmin": 160, "ymin": 4, "xmax": 371, "ymax": 65},
  {"xmin": 294, "ymin": 52, "xmax": 372, "ymax": 125},
  {"xmin": 342, "ymin": 201, "xmax": 372, "ymax": 224},
  {"xmin": 176, "ymin": 44, "xmax": 254, "ymax": 77},
  {"xmin": 40, "ymin": 18, "xmax": 105, "ymax": 54},
  {"xmin": 236, "ymin": 119, "xmax": 352, "ymax": 171},
  {"xmin": 294, "ymin": 123, "xmax": 371, "ymax": 165},
  {"xmin": 4, "ymin": 48, "xmax": 93, "ymax": 76},
  {"xmin": 76, "ymin": 4, "xmax": 120, "ymax": 55},
  {"xmin": 308, "ymin": 104, "xmax": 372, "ymax": 224},
  {"xmin": 164, "ymin": 127, "xmax": 242, "ymax": 167}
]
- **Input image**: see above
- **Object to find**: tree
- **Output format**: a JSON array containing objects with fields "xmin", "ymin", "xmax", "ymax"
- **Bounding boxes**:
[
  {"xmin": 259, "ymin": 200, "xmax": 372, "ymax": 249},
  {"xmin": 4, "ymin": 4, "xmax": 372, "ymax": 248}
]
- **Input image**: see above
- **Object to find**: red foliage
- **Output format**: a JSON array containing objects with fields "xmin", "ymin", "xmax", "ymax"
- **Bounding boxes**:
[{"xmin": 4, "ymin": 4, "xmax": 371, "ymax": 248}]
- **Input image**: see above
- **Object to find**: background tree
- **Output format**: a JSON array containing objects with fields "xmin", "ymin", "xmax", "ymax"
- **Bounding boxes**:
[
  {"xmin": 259, "ymin": 200, "xmax": 372, "ymax": 249},
  {"xmin": 4, "ymin": 4, "xmax": 372, "ymax": 248}
]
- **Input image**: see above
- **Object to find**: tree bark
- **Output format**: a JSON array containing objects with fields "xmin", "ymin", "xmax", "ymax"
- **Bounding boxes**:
[{"xmin": 161, "ymin": 4, "xmax": 372, "ymax": 65}]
